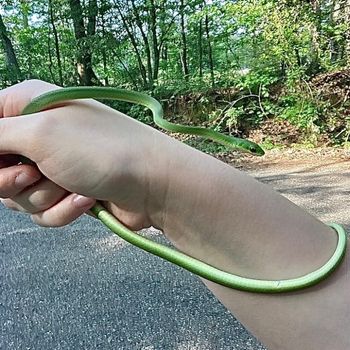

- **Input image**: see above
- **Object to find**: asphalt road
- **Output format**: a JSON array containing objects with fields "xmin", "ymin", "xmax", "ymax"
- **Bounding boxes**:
[
  {"xmin": 0, "ymin": 206, "xmax": 265, "ymax": 350},
  {"xmin": 1, "ymin": 158, "xmax": 349, "ymax": 350}
]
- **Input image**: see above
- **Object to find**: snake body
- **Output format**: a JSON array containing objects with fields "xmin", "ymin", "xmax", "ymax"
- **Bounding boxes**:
[{"xmin": 21, "ymin": 87, "xmax": 347, "ymax": 293}]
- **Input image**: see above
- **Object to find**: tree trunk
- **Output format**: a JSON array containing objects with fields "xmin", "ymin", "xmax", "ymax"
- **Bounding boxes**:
[
  {"xmin": 19, "ymin": 0, "xmax": 32, "ymax": 77},
  {"xmin": 100, "ymin": 11, "xmax": 109, "ymax": 86},
  {"xmin": 180, "ymin": 0, "xmax": 189, "ymax": 80},
  {"xmin": 130, "ymin": 0, "xmax": 153, "ymax": 88},
  {"xmin": 205, "ymin": 13, "xmax": 215, "ymax": 87},
  {"xmin": 68, "ymin": 0, "xmax": 99, "ymax": 85},
  {"xmin": 115, "ymin": 2, "xmax": 148, "ymax": 88},
  {"xmin": 307, "ymin": 0, "xmax": 322, "ymax": 75},
  {"xmin": 47, "ymin": 15, "xmax": 56, "ymax": 84},
  {"xmin": 0, "ymin": 14, "xmax": 22, "ymax": 84},
  {"xmin": 49, "ymin": 0, "xmax": 63, "ymax": 86},
  {"xmin": 345, "ymin": 0, "xmax": 350, "ymax": 65},
  {"xmin": 198, "ymin": 3, "xmax": 203, "ymax": 78},
  {"xmin": 19, "ymin": 0, "xmax": 29, "ymax": 28},
  {"xmin": 328, "ymin": 0, "xmax": 337, "ymax": 63},
  {"xmin": 149, "ymin": 0, "xmax": 160, "ymax": 86},
  {"xmin": 332, "ymin": 0, "xmax": 350, "ymax": 64}
]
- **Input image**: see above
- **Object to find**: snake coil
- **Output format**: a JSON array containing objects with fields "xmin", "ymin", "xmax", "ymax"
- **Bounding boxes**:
[{"xmin": 21, "ymin": 87, "xmax": 347, "ymax": 293}]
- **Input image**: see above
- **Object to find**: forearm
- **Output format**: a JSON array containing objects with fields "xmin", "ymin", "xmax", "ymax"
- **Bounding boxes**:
[
  {"xmin": 149, "ymin": 137, "xmax": 349, "ymax": 349},
  {"xmin": 156, "ymin": 140, "xmax": 337, "ymax": 279}
]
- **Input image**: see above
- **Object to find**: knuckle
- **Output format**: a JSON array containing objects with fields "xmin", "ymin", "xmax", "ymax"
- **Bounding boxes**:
[
  {"xmin": 0, "ymin": 167, "xmax": 40, "ymax": 198},
  {"xmin": 0, "ymin": 177, "xmax": 19, "ymax": 199},
  {"xmin": 28, "ymin": 182, "xmax": 67, "ymax": 211}
]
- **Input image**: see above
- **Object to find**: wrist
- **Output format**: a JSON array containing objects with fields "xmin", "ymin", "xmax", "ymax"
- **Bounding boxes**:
[{"xmin": 141, "ymin": 132, "xmax": 184, "ymax": 230}]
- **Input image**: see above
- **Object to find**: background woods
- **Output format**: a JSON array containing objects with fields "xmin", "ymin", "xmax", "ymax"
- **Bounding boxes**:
[{"xmin": 1, "ymin": 0, "xmax": 350, "ymax": 149}]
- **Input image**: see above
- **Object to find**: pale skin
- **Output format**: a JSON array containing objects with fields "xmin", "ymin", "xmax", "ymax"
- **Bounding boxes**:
[{"xmin": 0, "ymin": 80, "xmax": 349, "ymax": 350}]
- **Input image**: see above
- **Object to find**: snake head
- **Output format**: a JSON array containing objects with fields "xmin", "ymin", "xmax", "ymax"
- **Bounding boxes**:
[{"xmin": 243, "ymin": 141, "xmax": 265, "ymax": 156}]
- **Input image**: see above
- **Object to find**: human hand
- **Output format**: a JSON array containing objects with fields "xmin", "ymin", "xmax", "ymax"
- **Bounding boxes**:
[{"xmin": 0, "ymin": 80, "xmax": 168, "ymax": 229}]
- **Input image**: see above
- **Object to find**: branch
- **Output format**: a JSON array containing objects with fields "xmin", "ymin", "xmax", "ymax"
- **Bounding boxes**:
[{"xmin": 214, "ymin": 91, "xmax": 266, "ymax": 131}]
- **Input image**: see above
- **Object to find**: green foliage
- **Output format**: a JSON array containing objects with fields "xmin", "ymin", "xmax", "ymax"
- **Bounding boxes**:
[
  {"xmin": 0, "ymin": 0, "xmax": 349, "ymax": 148},
  {"xmin": 218, "ymin": 102, "xmax": 263, "ymax": 131},
  {"xmin": 127, "ymin": 104, "xmax": 154, "ymax": 125},
  {"xmin": 279, "ymin": 95, "xmax": 319, "ymax": 130},
  {"xmin": 235, "ymin": 69, "xmax": 280, "ymax": 94},
  {"xmin": 261, "ymin": 137, "xmax": 285, "ymax": 151},
  {"xmin": 183, "ymin": 137, "xmax": 228, "ymax": 154}
]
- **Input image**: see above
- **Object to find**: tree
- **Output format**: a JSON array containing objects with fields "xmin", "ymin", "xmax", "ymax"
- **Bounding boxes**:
[
  {"xmin": 0, "ymin": 13, "xmax": 22, "ymax": 84},
  {"xmin": 113, "ymin": 0, "xmax": 176, "ymax": 89},
  {"xmin": 204, "ymin": 8, "xmax": 215, "ymax": 87},
  {"xmin": 179, "ymin": 0, "xmax": 189, "ymax": 80},
  {"xmin": 68, "ymin": 0, "xmax": 100, "ymax": 85},
  {"xmin": 0, "ymin": 0, "xmax": 349, "ymax": 93},
  {"xmin": 48, "ymin": 0, "xmax": 64, "ymax": 85}
]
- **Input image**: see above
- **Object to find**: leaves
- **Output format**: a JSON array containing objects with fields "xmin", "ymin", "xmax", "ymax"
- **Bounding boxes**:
[{"xmin": 0, "ymin": 0, "xmax": 349, "ymax": 146}]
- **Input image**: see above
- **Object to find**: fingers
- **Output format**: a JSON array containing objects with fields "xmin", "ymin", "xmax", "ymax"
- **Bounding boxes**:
[
  {"xmin": 1, "ymin": 178, "xmax": 67, "ymax": 213},
  {"xmin": 0, "ymin": 163, "xmax": 41, "ymax": 198},
  {"xmin": 31, "ymin": 193, "xmax": 96, "ymax": 227},
  {"xmin": 0, "ymin": 164, "xmax": 96, "ymax": 227}
]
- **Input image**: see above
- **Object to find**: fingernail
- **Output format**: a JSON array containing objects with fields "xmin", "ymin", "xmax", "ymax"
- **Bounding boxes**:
[
  {"xmin": 15, "ymin": 173, "xmax": 40, "ymax": 188},
  {"xmin": 73, "ymin": 194, "xmax": 95, "ymax": 208}
]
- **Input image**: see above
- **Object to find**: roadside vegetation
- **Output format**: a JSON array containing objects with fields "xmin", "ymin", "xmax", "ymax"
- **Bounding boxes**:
[{"xmin": 1, "ymin": 0, "xmax": 349, "ymax": 153}]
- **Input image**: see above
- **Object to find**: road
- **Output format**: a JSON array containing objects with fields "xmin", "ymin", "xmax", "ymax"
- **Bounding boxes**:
[{"xmin": 1, "ymin": 156, "xmax": 349, "ymax": 350}]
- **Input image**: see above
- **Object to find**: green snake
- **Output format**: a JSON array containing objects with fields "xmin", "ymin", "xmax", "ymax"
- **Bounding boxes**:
[{"xmin": 21, "ymin": 86, "xmax": 347, "ymax": 293}]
